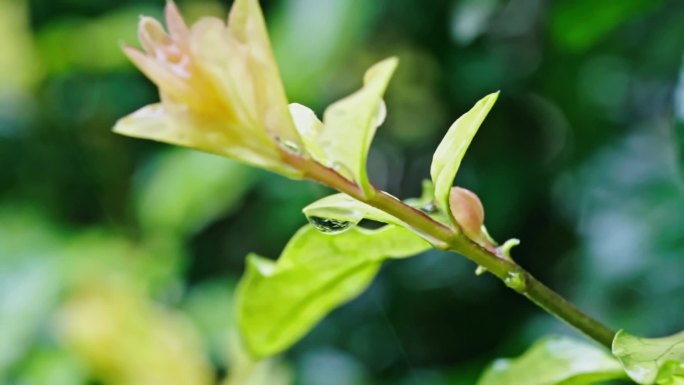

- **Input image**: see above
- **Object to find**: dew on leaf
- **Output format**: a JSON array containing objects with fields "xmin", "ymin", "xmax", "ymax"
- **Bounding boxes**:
[
  {"xmin": 277, "ymin": 138, "xmax": 303, "ymax": 155},
  {"xmin": 330, "ymin": 161, "xmax": 353, "ymax": 179},
  {"xmin": 307, "ymin": 216, "xmax": 354, "ymax": 234},
  {"xmin": 419, "ymin": 202, "xmax": 438, "ymax": 214}
]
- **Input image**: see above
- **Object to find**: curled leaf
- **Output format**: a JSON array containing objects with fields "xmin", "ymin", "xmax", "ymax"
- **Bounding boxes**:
[
  {"xmin": 320, "ymin": 57, "xmax": 398, "ymax": 198},
  {"xmin": 303, "ymin": 182, "xmax": 450, "ymax": 248},
  {"xmin": 303, "ymin": 193, "xmax": 404, "ymax": 229},
  {"xmin": 431, "ymin": 92, "xmax": 498, "ymax": 225}
]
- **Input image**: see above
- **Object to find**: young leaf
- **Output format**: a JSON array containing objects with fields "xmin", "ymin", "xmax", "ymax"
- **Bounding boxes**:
[
  {"xmin": 403, "ymin": 179, "xmax": 437, "ymax": 208},
  {"xmin": 303, "ymin": 193, "xmax": 405, "ymax": 228},
  {"xmin": 477, "ymin": 337, "xmax": 627, "ymax": 385},
  {"xmin": 303, "ymin": 188, "xmax": 451, "ymax": 247},
  {"xmin": 288, "ymin": 103, "xmax": 326, "ymax": 162},
  {"xmin": 320, "ymin": 57, "xmax": 398, "ymax": 198},
  {"xmin": 612, "ymin": 330, "xmax": 684, "ymax": 384},
  {"xmin": 430, "ymin": 92, "xmax": 498, "ymax": 225},
  {"xmin": 235, "ymin": 224, "xmax": 429, "ymax": 358}
]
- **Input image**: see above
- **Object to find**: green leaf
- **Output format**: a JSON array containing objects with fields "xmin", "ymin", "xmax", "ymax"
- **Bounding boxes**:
[
  {"xmin": 404, "ymin": 179, "xmax": 437, "ymax": 208},
  {"xmin": 303, "ymin": 193, "xmax": 404, "ymax": 228},
  {"xmin": 320, "ymin": 57, "xmax": 398, "ymax": 198},
  {"xmin": 477, "ymin": 337, "xmax": 626, "ymax": 385},
  {"xmin": 612, "ymin": 330, "xmax": 684, "ymax": 384},
  {"xmin": 236, "ymin": 224, "xmax": 429, "ymax": 358},
  {"xmin": 302, "ymin": 185, "xmax": 451, "ymax": 247},
  {"xmin": 225, "ymin": 334, "xmax": 294, "ymax": 385},
  {"xmin": 135, "ymin": 149, "xmax": 255, "ymax": 237},
  {"xmin": 431, "ymin": 92, "xmax": 498, "ymax": 224},
  {"xmin": 288, "ymin": 103, "xmax": 326, "ymax": 162}
]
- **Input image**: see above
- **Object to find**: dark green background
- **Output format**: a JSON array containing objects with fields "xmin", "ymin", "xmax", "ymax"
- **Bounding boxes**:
[{"xmin": 2, "ymin": 0, "xmax": 684, "ymax": 383}]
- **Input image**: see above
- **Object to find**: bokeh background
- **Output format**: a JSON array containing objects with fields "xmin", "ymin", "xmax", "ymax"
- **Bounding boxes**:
[{"xmin": 2, "ymin": 0, "xmax": 684, "ymax": 383}]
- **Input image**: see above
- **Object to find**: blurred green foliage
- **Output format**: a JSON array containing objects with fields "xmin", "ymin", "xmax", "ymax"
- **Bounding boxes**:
[{"xmin": 1, "ymin": 0, "xmax": 684, "ymax": 383}]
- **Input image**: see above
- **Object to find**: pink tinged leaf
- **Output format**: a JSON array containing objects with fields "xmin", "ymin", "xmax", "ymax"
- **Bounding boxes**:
[
  {"xmin": 122, "ymin": 46, "xmax": 190, "ymax": 99},
  {"xmin": 164, "ymin": 0, "xmax": 190, "ymax": 39},
  {"xmin": 138, "ymin": 17, "xmax": 170, "ymax": 55}
]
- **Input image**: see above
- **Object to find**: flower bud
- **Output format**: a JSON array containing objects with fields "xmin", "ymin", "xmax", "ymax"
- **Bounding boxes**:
[
  {"xmin": 449, "ymin": 187, "xmax": 486, "ymax": 243},
  {"xmin": 114, "ymin": 0, "xmax": 304, "ymax": 178}
]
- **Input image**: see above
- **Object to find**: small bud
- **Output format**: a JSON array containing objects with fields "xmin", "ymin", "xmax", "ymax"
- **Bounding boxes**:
[{"xmin": 449, "ymin": 186, "xmax": 485, "ymax": 243}]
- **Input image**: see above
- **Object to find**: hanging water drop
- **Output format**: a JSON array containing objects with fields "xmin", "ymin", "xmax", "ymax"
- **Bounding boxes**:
[
  {"xmin": 329, "ymin": 161, "xmax": 353, "ymax": 179},
  {"xmin": 307, "ymin": 216, "xmax": 354, "ymax": 234},
  {"xmin": 277, "ymin": 138, "xmax": 303, "ymax": 155},
  {"xmin": 419, "ymin": 202, "xmax": 438, "ymax": 214}
]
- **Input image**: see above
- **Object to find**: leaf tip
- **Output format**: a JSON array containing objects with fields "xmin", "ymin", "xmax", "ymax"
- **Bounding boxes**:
[
  {"xmin": 483, "ymin": 90, "xmax": 500, "ymax": 105},
  {"xmin": 363, "ymin": 56, "xmax": 399, "ymax": 84},
  {"xmin": 377, "ymin": 56, "xmax": 399, "ymax": 69},
  {"xmin": 385, "ymin": 55, "xmax": 399, "ymax": 68},
  {"xmin": 245, "ymin": 253, "xmax": 276, "ymax": 277},
  {"xmin": 611, "ymin": 329, "xmax": 627, "ymax": 353}
]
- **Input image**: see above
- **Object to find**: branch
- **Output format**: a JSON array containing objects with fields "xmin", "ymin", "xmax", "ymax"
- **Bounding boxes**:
[{"xmin": 283, "ymin": 150, "xmax": 616, "ymax": 349}]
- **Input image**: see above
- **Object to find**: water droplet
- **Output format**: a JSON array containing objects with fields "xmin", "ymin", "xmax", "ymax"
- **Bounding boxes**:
[
  {"xmin": 329, "ymin": 161, "xmax": 353, "ymax": 179},
  {"xmin": 419, "ymin": 202, "xmax": 438, "ymax": 214},
  {"xmin": 307, "ymin": 216, "xmax": 354, "ymax": 234},
  {"xmin": 504, "ymin": 271, "xmax": 526, "ymax": 293},
  {"xmin": 277, "ymin": 138, "xmax": 303, "ymax": 155}
]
